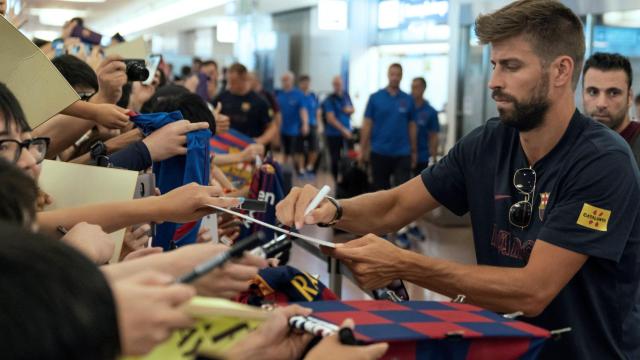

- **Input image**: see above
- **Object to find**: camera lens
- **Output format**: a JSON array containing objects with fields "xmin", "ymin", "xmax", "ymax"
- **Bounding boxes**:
[{"xmin": 126, "ymin": 62, "xmax": 150, "ymax": 82}]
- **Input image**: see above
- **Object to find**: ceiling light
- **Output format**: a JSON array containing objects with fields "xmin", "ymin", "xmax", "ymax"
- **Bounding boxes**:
[
  {"xmin": 29, "ymin": 8, "xmax": 88, "ymax": 27},
  {"xmin": 217, "ymin": 19, "xmax": 238, "ymax": 43},
  {"xmin": 318, "ymin": 0, "xmax": 348, "ymax": 31},
  {"xmin": 98, "ymin": 0, "xmax": 232, "ymax": 36}
]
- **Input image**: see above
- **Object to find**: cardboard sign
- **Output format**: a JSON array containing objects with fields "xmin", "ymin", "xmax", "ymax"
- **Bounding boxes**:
[
  {"xmin": 104, "ymin": 37, "xmax": 149, "ymax": 59},
  {"xmin": 0, "ymin": 16, "xmax": 79, "ymax": 128},
  {"xmin": 127, "ymin": 297, "xmax": 267, "ymax": 360},
  {"xmin": 39, "ymin": 160, "xmax": 138, "ymax": 263}
]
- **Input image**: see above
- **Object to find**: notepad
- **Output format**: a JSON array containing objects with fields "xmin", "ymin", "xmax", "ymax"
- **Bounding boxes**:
[
  {"xmin": 104, "ymin": 37, "xmax": 149, "ymax": 59},
  {"xmin": 39, "ymin": 160, "xmax": 139, "ymax": 263},
  {"xmin": 126, "ymin": 297, "xmax": 267, "ymax": 360},
  {"xmin": 0, "ymin": 16, "xmax": 79, "ymax": 128}
]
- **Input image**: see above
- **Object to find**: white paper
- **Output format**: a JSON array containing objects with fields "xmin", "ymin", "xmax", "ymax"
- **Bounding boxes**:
[{"xmin": 207, "ymin": 205, "xmax": 336, "ymax": 248}]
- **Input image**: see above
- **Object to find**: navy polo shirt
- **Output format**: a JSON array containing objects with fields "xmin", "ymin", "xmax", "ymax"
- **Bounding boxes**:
[
  {"xmin": 322, "ymin": 92, "xmax": 353, "ymax": 137},
  {"xmin": 414, "ymin": 100, "xmax": 440, "ymax": 163},
  {"xmin": 364, "ymin": 88, "xmax": 415, "ymax": 156},
  {"xmin": 421, "ymin": 110, "xmax": 640, "ymax": 359},
  {"xmin": 212, "ymin": 90, "xmax": 271, "ymax": 138},
  {"xmin": 303, "ymin": 92, "xmax": 319, "ymax": 127},
  {"xmin": 276, "ymin": 88, "xmax": 306, "ymax": 136}
]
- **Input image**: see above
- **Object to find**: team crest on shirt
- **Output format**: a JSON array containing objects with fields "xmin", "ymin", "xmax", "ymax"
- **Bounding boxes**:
[
  {"xmin": 241, "ymin": 102, "xmax": 251, "ymax": 112},
  {"xmin": 538, "ymin": 192, "xmax": 550, "ymax": 221}
]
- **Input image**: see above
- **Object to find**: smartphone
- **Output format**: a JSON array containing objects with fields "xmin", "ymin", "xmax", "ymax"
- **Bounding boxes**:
[
  {"xmin": 70, "ymin": 25, "xmax": 103, "ymax": 45},
  {"xmin": 134, "ymin": 173, "xmax": 156, "ymax": 240},
  {"xmin": 134, "ymin": 173, "xmax": 155, "ymax": 199},
  {"xmin": 143, "ymin": 54, "xmax": 162, "ymax": 85},
  {"xmin": 233, "ymin": 199, "xmax": 267, "ymax": 212},
  {"xmin": 371, "ymin": 280, "xmax": 409, "ymax": 302}
]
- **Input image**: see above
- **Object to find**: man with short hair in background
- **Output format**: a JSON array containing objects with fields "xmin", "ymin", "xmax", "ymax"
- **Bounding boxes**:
[
  {"xmin": 360, "ymin": 63, "xmax": 417, "ymax": 190},
  {"xmin": 277, "ymin": 1, "xmax": 640, "ymax": 358},
  {"xmin": 276, "ymin": 71, "xmax": 309, "ymax": 176},
  {"xmin": 200, "ymin": 60, "xmax": 218, "ymax": 101},
  {"xmin": 298, "ymin": 74, "xmax": 321, "ymax": 176},
  {"xmin": 322, "ymin": 75, "xmax": 354, "ymax": 180},
  {"xmin": 582, "ymin": 52, "xmax": 640, "ymax": 165},
  {"xmin": 212, "ymin": 63, "xmax": 277, "ymax": 145},
  {"xmin": 410, "ymin": 77, "xmax": 440, "ymax": 175}
]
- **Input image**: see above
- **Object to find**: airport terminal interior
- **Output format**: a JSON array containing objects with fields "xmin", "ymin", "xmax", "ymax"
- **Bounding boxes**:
[{"xmin": 2, "ymin": 0, "xmax": 640, "ymax": 359}]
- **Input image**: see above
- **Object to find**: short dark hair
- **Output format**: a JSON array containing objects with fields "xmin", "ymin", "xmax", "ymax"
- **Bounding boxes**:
[
  {"xmin": 0, "ymin": 222, "xmax": 120, "ymax": 359},
  {"xmin": 413, "ymin": 77, "xmax": 427, "ymax": 89},
  {"xmin": 202, "ymin": 60, "xmax": 218, "ymax": 69},
  {"xmin": 583, "ymin": 52, "xmax": 633, "ymax": 90},
  {"xmin": 0, "ymin": 82, "xmax": 30, "ymax": 132},
  {"xmin": 0, "ymin": 158, "xmax": 38, "ymax": 228},
  {"xmin": 140, "ymin": 84, "xmax": 189, "ymax": 113},
  {"xmin": 228, "ymin": 63, "xmax": 248, "ymax": 76},
  {"xmin": 70, "ymin": 17, "xmax": 84, "ymax": 27},
  {"xmin": 51, "ymin": 54, "xmax": 99, "ymax": 92},
  {"xmin": 180, "ymin": 65, "xmax": 192, "ymax": 78},
  {"xmin": 475, "ymin": 0, "xmax": 585, "ymax": 89},
  {"xmin": 298, "ymin": 75, "xmax": 310, "ymax": 83},
  {"xmin": 152, "ymin": 92, "xmax": 216, "ymax": 135},
  {"xmin": 389, "ymin": 63, "xmax": 403, "ymax": 72}
]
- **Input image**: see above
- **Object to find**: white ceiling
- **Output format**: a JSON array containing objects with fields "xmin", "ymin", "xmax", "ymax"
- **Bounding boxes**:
[{"xmin": 22, "ymin": 0, "xmax": 318, "ymax": 39}]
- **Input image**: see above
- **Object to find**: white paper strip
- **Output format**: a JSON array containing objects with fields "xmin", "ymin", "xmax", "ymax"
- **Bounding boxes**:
[{"xmin": 207, "ymin": 205, "xmax": 336, "ymax": 248}]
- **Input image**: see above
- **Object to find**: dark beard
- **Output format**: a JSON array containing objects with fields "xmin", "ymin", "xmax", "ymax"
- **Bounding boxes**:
[
  {"xmin": 493, "ymin": 77, "xmax": 550, "ymax": 132},
  {"xmin": 589, "ymin": 105, "xmax": 628, "ymax": 131}
]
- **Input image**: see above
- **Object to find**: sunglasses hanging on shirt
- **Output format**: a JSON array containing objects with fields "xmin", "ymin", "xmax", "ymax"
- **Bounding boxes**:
[{"xmin": 509, "ymin": 167, "xmax": 536, "ymax": 229}]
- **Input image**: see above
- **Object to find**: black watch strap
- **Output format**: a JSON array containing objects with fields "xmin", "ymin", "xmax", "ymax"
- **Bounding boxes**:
[
  {"xmin": 90, "ymin": 141, "xmax": 107, "ymax": 160},
  {"xmin": 318, "ymin": 196, "xmax": 342, "ymax": 227}
]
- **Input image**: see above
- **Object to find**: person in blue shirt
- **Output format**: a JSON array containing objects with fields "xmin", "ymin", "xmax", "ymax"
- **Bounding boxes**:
[
  {"xmin": 276, "ymin": 71, "xmax": 309, "ymax": 176},
  {"xmin": 298, "ymin": 74, "xmax": 321, "ymax": 175},
  {"xmin": 360, "ymin": 63, "xmax": 417, "ymax": 190},
  {"xmin": 410, "ymin": 77, "xmax": 440, "ymax": 175},
  {"xmin": 322, "ymin": 75, "xmax": 354, "ymax": 180},
  {"xmin": 277, "ymin": 1, "xmax": 640, "ymax": 359}
]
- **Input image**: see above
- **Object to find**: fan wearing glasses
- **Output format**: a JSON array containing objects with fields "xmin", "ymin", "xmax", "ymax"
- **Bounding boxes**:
[
  {"xmin": 276, "ymin": 1, "xmax": 640, "ymax": 359},
  {"xmin": 0, "ymin": 87, "xmax": 48, "ymax": 181}
]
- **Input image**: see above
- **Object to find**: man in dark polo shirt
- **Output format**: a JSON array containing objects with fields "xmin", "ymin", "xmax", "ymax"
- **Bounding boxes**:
[
  {"xmin": 275, "ymin": 1, "xmax": 640, "ymax": 359},
  {"xmin": 582, "ymin": 52, "xmax": 640, "ymax": 166},
  {"xmin": 212, "ymin": 63, "xmax": 277, "ymax": 145}
]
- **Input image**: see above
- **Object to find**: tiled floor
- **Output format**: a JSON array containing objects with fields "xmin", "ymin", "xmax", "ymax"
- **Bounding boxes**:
[{"xmin": 288, "ymin": 170, "xmax": 477, "ymax": 301}]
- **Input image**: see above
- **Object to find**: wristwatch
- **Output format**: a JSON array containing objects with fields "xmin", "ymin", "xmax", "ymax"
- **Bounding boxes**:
[
  {"xmin": 318, "ymin": 196, "xmax": 343, "ymax": 227},
  {"xmin": 90, "ymin": 141, "xmax": 111, "ymax": 167},
  {"xmin": 90, "ymin": 141, "xmax": 107, "ymax": 160}
]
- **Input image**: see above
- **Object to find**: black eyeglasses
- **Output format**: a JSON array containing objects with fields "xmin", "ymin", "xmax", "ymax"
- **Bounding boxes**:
[
  {"xmin": 509, "ymin": 167, "xmax": 536, "ymax": 229},
  {"xmin": 0, "ymin": 137, "xmax": 51, "ymax": 165}
]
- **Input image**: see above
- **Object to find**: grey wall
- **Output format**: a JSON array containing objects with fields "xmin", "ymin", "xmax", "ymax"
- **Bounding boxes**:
[
  {"xmin": 271, "ymin": 6, "xmax": 350, "ymax": 95},
  {"xmin": 272, "ymin": 8, "xmax": 312, "ymax": 82}
]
